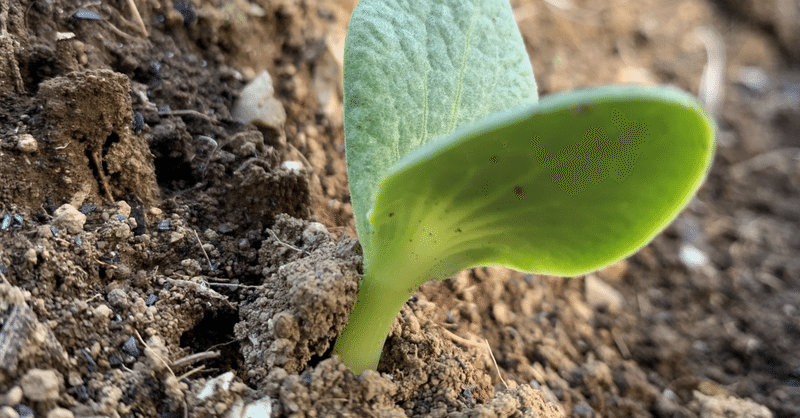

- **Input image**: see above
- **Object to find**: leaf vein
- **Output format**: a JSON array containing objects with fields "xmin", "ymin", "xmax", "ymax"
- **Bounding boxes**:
[{"xmin": 448, "ymin": 7, "xmax": 478, "ymax": 133}]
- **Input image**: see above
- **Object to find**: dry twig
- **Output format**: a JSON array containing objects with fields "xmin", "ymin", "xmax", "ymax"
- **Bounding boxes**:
[
  {"xmin": 126, "ymin": 0, "xmax": 148, "ymax": 37},
  {"xmin": 485, "ymin": 339, "xmax": 508, "ymax": 390},
  {"xmin": 192, "ymin": 229, "xmax": 214, "ymax": 271},
  {"xmin": 268, "ymin": 229, "xmax": 307, "ymax": 254}
]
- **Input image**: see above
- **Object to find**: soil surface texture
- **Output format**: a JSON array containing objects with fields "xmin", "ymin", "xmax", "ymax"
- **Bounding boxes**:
[{"xmin": 0, "ymin": 0, "xmax": 798, "ymax": 417}]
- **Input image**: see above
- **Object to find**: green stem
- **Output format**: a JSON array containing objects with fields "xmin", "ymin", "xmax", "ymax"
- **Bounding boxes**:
[{"xmin": 333, "ymin": 274, "xmax": 414, "ymax": 374}]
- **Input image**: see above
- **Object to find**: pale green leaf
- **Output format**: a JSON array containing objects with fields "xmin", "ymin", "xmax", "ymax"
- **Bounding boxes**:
[{"xmin": 344, "ymin": 0, "xmax": 538, "ymax": 254}]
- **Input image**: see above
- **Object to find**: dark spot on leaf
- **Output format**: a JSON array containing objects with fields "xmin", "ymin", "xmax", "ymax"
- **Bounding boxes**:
[
  {"xmin": 388, "ymin": 213, "xmax": 393, "ymax": 217},
  {"xmin": 490, "ymin": 156, "xmax": 498, "ymax": 163},
  {"xmin": 513, "ymin": 186, "xmax": 525, "ymax": 199},
  {"xmin": 571, "ymin": 102, "xmax": 593, "ymax": 115}
]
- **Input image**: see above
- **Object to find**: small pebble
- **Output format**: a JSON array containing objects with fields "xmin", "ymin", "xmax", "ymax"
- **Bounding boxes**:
[
  {"xmin": 52, "ymin": 204, "xmax": 86, "ymax": 235},
  {"xmin": 14, "ymin": 404, "xmax": 32, "ymax": 418},
  {"xmin": 20, "ymin": 369, "xmax": 60, "ymax": 401},
  {"xmin": 0, "ymin": 406, "xmax": 17, "ymax": 418},
  {"xmin": 15, "ymin": 134, "xmax": 38, "ymax": 153},
  {"xmin": 79, "ymin": 203, "xmax": 96, "ymax": 214},
  {"xmin": 72, "ymin": 9, "xmax": 102, "ymax": 21},
  {"xmin": 121, "ymin": 336, "xmax": 140, "ymax": 358},
  {"xmin": 585, "ymin": 275, "xmax": 624, "ymax": 313},
  {"xmin": 46, "ymin": 408, "xmax": 74, "ymax": 418},
  {"xmin": 132, "ymin": 112, "xmax": 145, "ymax": 133},
  {"xmin": 2, "ymin": 386, "xmax": 22, "ymax": 405},
  {"xmin": 679, "ymin": 244, "xmax": 709, "ymax": 269},
  {"xmin": 94, "ymin": 304, "xmax": 112, "ymax": 318},
  {"xmin": 158, "ymin": 219, "xmax": 171, "ymax": 231}
]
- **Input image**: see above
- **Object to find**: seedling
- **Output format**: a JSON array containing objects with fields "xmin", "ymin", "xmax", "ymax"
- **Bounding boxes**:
[{"xmin": 332, "ymin": 0, "xmax": 715, "ymax": 373}]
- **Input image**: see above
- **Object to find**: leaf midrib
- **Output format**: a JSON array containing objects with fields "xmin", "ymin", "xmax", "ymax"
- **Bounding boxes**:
[{"xmin": 447, "ymin": 8, "xmax": 479, "ymax": 134}]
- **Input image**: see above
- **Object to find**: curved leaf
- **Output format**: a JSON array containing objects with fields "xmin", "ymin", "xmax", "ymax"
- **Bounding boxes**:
[{"xmin": 366, "ymin": 85, "xmax": 715, "ymax": 281}]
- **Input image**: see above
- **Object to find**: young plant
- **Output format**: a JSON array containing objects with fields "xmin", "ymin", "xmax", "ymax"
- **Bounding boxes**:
[{"xmin": 333, "ymin": 0, "xmax": 715, "ymax": 374}]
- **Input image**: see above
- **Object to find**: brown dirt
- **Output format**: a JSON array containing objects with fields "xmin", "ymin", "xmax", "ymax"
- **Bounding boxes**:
[{"xmin": 0, "ymin": 0, "xmax": 797, "ymax": 417}]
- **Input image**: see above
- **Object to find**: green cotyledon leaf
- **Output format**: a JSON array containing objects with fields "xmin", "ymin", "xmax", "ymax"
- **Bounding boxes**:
[
  {"xmin": 344, "ymin": 0, "xmax": 538, "ymax": 257},
  {"xmin": 335, "ymin": 84, "xmax": 715, "ymax": 374},
  {"xmin": 366, "ymin": 85, "xmax": 715, "ymax": 283},
  {"xmin": 334, "ymin": 0, "xmax": 716, "ymax": 374}
]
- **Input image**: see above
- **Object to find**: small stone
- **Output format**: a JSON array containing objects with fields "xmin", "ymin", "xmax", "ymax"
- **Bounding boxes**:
[
  {"xmin": 145, "ymin": 294, "xmax": 158, "ymax": 306},
  {"xmin": 585, "ymin": 275, "xmax": 624, "ymax": 313},
  {"xmin": 197, "ymin": 372, "xmax": 235, "ymax": 400},
  {"xmin": 79, "ymin": 203, "xmax": 96, "ymax": 214},
  {"xmin": 52, "ymin": 204, "xmax": 86, "ymax": 235},
  {"xmin": 20, "ymin": 369, "xmax": 60, "ymax": 401},
  {"xmin": 55, "ymin": 32, "xmax": 76, "ymax": 41},
  {"xmin": 67, "ymin": 371, "xmax": 83, "ymax": 386},
  {"xmin": 132, "ymin": 112, "xmax": 145, "ymax": 133},
  {"xmin": 232, "ymin": 71, "xmax": 286, "ymax": 133},
  {"xmin": 24, "ymin": 248, "xmax": 37, "ymax": 266},
  {"xmin": 13, "ymin": 405, "xmax": 32, "ymax": 418},
  {"xmin": 46, "ymin": 408, "xmax": 74, "ymax": 418},
  {"xmin": 106, "ymin": 288, "xmax": 129, "ymax": 310},
  {"xmin": 115, "ymin": 201, "xmax": 131, "ymax": 217},
  {"xmin": 157, "ymin": 219, "xmax": 172, "ymax": 231},
  {"xmin": 1, "ymin": 386, "xmax": 22, "ymax": 405},
  {"xmin": 694, "ymin": 391, "xmax": 773, "ymax": 418},
  {"xmin": 203, "ymin": 228, "xmax": 218, "ymax": 240},
  {"xmin": 240, "ymin": 398, "xmax": 272, "ymax": 418},
  {"xmin": 121, "ymin": 336, "xmax": 140, "ymax": 358},
  {"xmin": 492, "ymin": 302, "xmax": 514, "ymax": 325},
  {"xmin": 680, "ymin": 244, "xmax": 709, "ymax": 269},
  {"xmin": 281, "ymin": 160, "xmax": 304, "ymax": 175},
  {"xmin": 168, "ymin": 231, "xmax": 184, "ymax": 243},
  {"xmin": 572, "ymin": 401, "xmax": 596, "ymax": 418},
  {"xmin": 0, "ymin": 406, "xmax": 17, "ymax": 418},
  {"xmin": 598, "ymin": 260, "xmax": 628, "ymax": 283},
  {"xmin": 15, "ymin": 134, "xmax": 38, "ymax": 153},
  {"xmin": 73, "ymin": 9, "xmax": 102, "ymax": 21},
  {"xmin": 302, "ymin": 222, "xmax": 327, "ymax": 244},
  {"xmin": 180, "ymin": 258, "xmax": 202, "ymax": 276},
  {"xmin": 94, "ymin": 304, "xmax": 112, "ymax": 319}
]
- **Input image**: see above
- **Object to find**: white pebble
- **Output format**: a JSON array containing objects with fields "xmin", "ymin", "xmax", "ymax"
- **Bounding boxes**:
[
  {"xmin": 52, "ymin": 204, "xmax": 86, "ymax": 235},
  {"xmin": 585, "ymin": 275, "xmax": 624, "ymax": 313},
  {"xmin": 15, "ymin": 134, "xmax": 38, "ymax": 153}
]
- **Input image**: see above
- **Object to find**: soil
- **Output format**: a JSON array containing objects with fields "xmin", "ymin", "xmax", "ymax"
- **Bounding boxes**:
[{"xmin": 0, "ymin": 0, "xmax": 797, "ymax": 417}]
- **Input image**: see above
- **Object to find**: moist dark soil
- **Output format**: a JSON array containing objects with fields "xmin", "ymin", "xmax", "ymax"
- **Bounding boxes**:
[{"xmin": 0, "ymin": 0, "xmax": 797, "ymax": 417}]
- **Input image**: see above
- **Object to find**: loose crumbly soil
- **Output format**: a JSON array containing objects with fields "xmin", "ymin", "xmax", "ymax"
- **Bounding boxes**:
[{"xmin": 0, "ymin": 0, "xmax": 797, "ymax": 417}]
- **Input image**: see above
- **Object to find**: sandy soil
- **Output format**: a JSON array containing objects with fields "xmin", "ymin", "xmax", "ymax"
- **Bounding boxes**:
[{"xmin": 0, "ymin": 0, "xmax": 797, "ymax": 417}]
